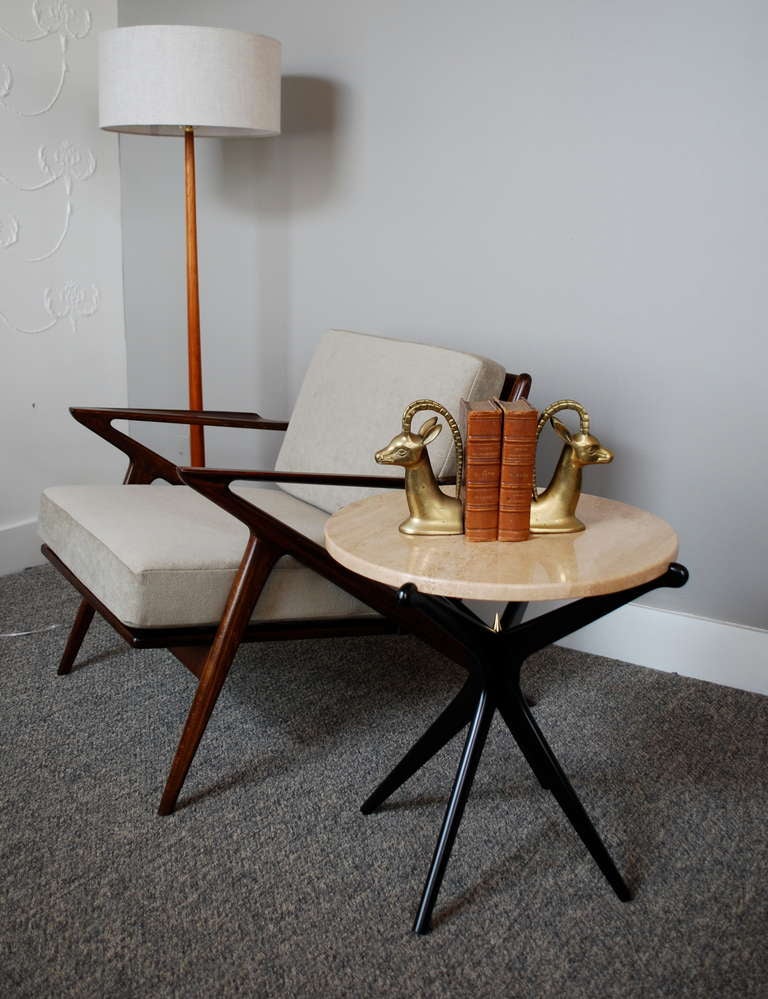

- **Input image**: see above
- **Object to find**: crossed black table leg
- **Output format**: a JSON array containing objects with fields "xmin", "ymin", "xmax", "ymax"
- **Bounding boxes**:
[{"xmin": 361, "ymin": 563, "xmax": 688, "ymax": 935}]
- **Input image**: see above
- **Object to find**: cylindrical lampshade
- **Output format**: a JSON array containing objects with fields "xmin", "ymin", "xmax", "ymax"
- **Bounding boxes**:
[{"xmin": 98, "ymin": 25, "xmax": 281, "ymax": 137}]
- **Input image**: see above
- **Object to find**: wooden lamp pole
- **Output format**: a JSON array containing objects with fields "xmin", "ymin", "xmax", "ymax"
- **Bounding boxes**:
[
  {"xmin": 98, "ymin": 27, "xmax": 281, "ymax": 471},
  {"xmin": 184, "ymin": 127, "xmax": 205, "ymax": 466}
]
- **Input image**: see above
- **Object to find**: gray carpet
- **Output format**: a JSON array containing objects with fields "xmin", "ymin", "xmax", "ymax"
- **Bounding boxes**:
[{"xmin": 1, "ymin": 564, "xmax": 767, "ymax": 998}]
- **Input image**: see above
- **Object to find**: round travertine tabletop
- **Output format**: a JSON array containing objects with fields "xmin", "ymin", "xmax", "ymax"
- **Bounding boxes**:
[{"xmin": 324, "ymin": 492, "xmax": 679, "ymax": 602}]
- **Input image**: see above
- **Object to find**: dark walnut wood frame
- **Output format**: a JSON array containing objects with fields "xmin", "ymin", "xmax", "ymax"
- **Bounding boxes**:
[{"xmin": 43, "ymin": 372, "xmax": 531, "ymax": 817}]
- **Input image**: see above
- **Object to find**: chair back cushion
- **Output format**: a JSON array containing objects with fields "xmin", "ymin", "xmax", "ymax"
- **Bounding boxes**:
[{"xmin": 275, "ymin": 330, "xmax": 506, "ymax": 513}]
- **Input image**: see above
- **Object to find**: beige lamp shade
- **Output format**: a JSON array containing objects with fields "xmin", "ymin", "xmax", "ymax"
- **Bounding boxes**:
[{"xmin": 98, "ymin": 25, "xmax": 281, "ymax": 137}]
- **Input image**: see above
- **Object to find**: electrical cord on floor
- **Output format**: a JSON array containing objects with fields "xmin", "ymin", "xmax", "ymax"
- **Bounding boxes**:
[{"xmin": 0, "ymin": 624, "xmax": 60, "ymax": 638}]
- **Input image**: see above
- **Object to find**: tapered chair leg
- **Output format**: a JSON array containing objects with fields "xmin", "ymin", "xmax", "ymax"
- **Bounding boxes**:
[
  {"xmin": 413, "ymin": 688, "xmax": 496, "ymax": 935},
  {"xmin": 157, "ymin": 536, "xmax": 279, "ymax": 816},
  {"xmin": 57, "ymin": 599, "xmax": 96, "ymax": 675},
  {"xmin": 361, "ymin": 677, "xmax": 480, "ymax": 814}
]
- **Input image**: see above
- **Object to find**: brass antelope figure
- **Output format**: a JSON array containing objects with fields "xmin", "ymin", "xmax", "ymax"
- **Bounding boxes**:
[
  {"xmin": 530, "ymin": 400, "xmax": 613, "ymax": 534},
  {"xmin": 375, "ymin": 399, "xmax": 464, "ymax": 535}
]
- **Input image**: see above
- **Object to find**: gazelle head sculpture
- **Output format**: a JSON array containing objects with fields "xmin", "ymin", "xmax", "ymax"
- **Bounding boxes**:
[
  {"xmin": 375, "ymin": 399, "xmax": 464, "ymax": 535},
  {"xmin": 530, "ymin": 399, "xmax": 613, "ymax": 534}
]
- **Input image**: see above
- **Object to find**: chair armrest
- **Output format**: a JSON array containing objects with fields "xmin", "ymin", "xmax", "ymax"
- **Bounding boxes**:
[
  {"xmin": 70, "ymin": 407, "xmax": 289, "ymax": 485},
  {"xmin": 179, "ymin": 467, "xmax": 406, "ymax": 489},
  {"xmin": 176, "ymin": 466, "xmax": 404, "ymax": 567},
  {"xmin": 70, "ymin": 406, "xmax": 288, "ymax": 431}
]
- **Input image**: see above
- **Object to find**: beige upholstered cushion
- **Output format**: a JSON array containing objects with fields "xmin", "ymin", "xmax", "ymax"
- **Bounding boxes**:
[
  {"xmin": 275, "ymin": 329, "xmax": 506, "ymax": 513},
  {"xmin": 40, "ymin": 331, "xmax": 509, "ymax": 632},
  {"xmin": 39, "ymin": 484, "xmax": 378, "ymax": 629}
]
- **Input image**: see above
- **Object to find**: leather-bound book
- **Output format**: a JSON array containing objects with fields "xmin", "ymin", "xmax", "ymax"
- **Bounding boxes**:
[
  {"xmin": 494, "ymin": 398, "xmax": 538, "ymax": 542},
  {"xmin": 461, "ymin": 399, "xmax": 503, "ymax": 542}
]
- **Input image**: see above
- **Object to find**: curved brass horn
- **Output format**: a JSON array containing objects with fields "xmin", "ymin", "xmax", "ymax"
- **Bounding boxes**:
[
  {"xmin": 532, "ymin": 399, "xmax": 591, "ymax": 502},
  {"xmin": 401, "ymin": 399, "xmax": 464, "ymax": 496},
  {"xmin": 535, "ymin": 399, "xmax": 590, "ymax": 440}
]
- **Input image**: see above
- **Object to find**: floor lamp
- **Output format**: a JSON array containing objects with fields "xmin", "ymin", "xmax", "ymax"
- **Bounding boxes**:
[{"xmin": 98, "ymin": 25, "xmax": 281, "ymax": 465}]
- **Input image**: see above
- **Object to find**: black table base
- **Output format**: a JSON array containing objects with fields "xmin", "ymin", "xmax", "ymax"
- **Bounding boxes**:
[{"xmin": 361, "ymin": 563, "xmax": 689, "ymax": 934}]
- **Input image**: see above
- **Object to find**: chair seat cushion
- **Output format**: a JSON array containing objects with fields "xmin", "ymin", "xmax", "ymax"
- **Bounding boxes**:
[{"xmin": 39, "ymin": 484, "xmax": 380, "ymax": 629}]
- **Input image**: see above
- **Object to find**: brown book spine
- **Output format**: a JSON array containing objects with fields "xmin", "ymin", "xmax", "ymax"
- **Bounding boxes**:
[
  {"xmin": 495, "ymin": 399, "xmax": 538, "ymax": 542},
  {"xmin": 461, "ymin": 399, "xmax": 502, "ymax": 541}
]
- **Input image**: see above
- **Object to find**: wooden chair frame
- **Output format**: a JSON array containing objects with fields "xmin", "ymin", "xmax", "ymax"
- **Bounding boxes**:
[{"xmin": 43, "ymin": 373, "xmax": 531, "ymax": 816}]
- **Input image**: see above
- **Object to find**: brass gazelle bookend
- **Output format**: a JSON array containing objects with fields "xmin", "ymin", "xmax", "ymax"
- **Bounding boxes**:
[
  {"xmin": 375, "ymin": 399, "xmax": 464, "ymax": 535},
  {"xmin": 530, "ymin": 399, "xmax": 613, "ymax": 534}
]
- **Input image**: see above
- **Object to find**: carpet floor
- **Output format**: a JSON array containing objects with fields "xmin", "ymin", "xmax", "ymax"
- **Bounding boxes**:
[{"xmin": 1, "ymin": 565, "xmax": 766, "ymax": 998}]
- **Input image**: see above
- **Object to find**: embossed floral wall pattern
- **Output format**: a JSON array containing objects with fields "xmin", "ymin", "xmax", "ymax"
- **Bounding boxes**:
[
  {"xmin": 0, "ymin": 1, "xmax": 98, "ymax": 334},
  {"xmin": 0, "ymin": 0, "xmax": 125, "ymax": 575}
]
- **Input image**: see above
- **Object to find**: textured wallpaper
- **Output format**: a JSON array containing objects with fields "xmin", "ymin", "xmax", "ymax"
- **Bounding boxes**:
[{"xmin": 0, "ymin": 0, "xmax": 127, "ymax": 570}]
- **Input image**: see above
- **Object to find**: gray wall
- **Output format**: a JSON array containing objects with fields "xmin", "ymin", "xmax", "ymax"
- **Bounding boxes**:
[
  {"xmin": 0, "ymin": 0, "xmax": 126, "ymax": 576},
  {"xmin": 118, "ymin": 0, "xmax": 767, "ymax": 630}
]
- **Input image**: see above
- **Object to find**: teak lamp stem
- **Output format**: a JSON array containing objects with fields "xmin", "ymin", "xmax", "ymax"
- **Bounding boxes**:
[
  {"xmin": 184, "ymin": 127, "xmax": 205, "ymax": 466},
  {"xmin": 98, "ymin": 26, "xmax": 282, "ymax": 470}
]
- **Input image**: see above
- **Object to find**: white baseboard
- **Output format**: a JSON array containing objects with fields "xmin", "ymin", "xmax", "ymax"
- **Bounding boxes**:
[
  {"xmin": 0, "ymin": 518, "xmax": 45, "ymax": 576},
  {"xmin": 557, "ymin": 603, "xmax": 768, "ymax": 696}
]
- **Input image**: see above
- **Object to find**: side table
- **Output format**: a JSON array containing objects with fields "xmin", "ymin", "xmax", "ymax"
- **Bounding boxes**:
[{"xmin": 325, "ymin": 491, "xmax": 688, "ymax": 934}]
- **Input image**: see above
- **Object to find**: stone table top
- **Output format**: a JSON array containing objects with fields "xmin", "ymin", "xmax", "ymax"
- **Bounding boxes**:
[{"xmin": 324, "ymin": 492, "xmax": 679, "ymax": 602}]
